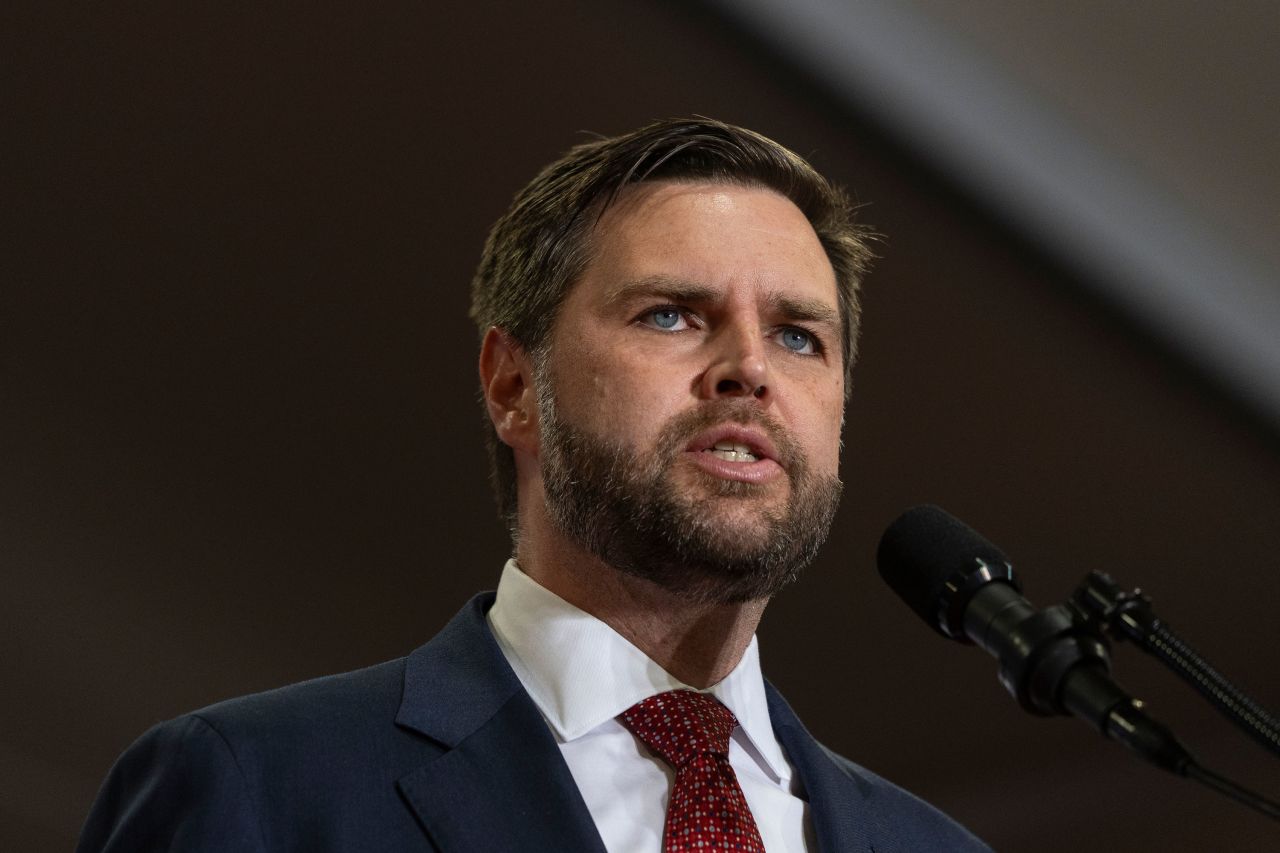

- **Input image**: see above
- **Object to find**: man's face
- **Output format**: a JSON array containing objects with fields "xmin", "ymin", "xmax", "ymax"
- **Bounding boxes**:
[{"xmin": 535, "ymin": 181, "xmax": 847, "ymax": 604}]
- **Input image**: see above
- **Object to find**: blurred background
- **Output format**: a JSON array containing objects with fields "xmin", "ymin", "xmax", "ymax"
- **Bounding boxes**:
[{"xmin": 5, "ymin": 1, "xmax": 1279, "ymax": 849}]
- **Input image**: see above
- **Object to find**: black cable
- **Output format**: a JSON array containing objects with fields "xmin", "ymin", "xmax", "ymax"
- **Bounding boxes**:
[{"xmin": 1183, "ymin": 760, "xmax": 1280, "ymax": 822}]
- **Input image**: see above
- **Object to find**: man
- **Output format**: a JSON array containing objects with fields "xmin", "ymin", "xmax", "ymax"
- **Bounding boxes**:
[{"xmin": 79, "ymin": 118, "xmax": 988, "ymax": 851}]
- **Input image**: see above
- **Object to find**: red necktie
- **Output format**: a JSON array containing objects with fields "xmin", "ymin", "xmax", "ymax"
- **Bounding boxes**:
[{"xmin": 619, "ymin": 689, "xmax": 766, "ymax": 852}]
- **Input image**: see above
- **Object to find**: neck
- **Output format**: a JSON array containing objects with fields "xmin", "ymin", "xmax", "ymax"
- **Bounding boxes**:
[{"xmin": 516, "ymin": 504, "xmax": 766, "ymax": 688}]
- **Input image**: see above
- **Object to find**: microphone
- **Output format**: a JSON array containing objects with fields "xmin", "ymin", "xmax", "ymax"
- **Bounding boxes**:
[{"xmin": 877, "ymin": 505, "xmax": 1191, "ymax": 773}]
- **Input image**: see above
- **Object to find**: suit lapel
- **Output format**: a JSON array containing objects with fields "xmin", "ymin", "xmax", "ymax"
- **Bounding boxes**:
[
  {"xmin": 394, "ymin": 595, "xmax": 607, "ymax": 853},
  {"xmin": 767, "ymin": 683, "xmax": 880, "ymax": 852}
]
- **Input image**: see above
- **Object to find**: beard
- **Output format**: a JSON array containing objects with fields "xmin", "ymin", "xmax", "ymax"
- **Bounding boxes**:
[{"xmin": 537, "ymin": 385, "xmax": 843, "ymax": 606}]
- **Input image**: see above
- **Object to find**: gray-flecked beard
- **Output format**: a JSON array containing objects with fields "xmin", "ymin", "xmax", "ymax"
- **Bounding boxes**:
[{"xmin": 538, "ymin": 384, "xmax": 843, "ymax": 606}]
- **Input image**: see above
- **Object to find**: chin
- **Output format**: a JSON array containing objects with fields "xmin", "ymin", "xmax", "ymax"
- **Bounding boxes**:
[{"xmin": 687, "ymin": 483, "xmax": 790, "ymax": 520}]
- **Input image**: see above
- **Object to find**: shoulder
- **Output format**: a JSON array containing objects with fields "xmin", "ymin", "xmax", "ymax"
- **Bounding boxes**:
[
  {"xmin": 77, "ymin": 655, "xmax": 419, "ymax": 850},
  {"xmin": 91, "ymin": 656, "xmax": 411, "ymax": 783},
  {"xmin": 78, "ymin": 653, "xmax": 455, "ymax": 845},
  {"xmin": 819, "ymin": 745, "xmax": 991, "ymax": 852},
  {"xmin": 764, "ymin": 681, "xmax": 990, "ymax": 852},
  {"xmin": 78, "ymin": 711, "xmax": 270, "ymax": 852},
  {"xmin": 190, "ymin": 656, "xmax": 410, "ymax": 748},
  {"xmin": 174, "ymin": 654, "xmax": 454, "ymax": 791},
  {"xmin": 80, "ymin": 596, "xmax": 506, "ymax": 851},
  {"xmin": 79, "ymin": 658, "xmax": 442, "ymax": 852}
]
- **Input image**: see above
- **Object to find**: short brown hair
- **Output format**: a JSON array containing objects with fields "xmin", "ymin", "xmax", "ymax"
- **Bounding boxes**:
[{"xmin": 470, "ymin": 117, "xmax": 874, "ymax": 525}]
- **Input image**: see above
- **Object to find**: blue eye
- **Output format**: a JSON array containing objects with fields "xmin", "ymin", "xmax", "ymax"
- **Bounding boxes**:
[
  {"xmin": 646, "ymin": 308, "xmax": 686, "ymax": 330},
  {"xmin": 780, "ymin": 328, "xmax": 816, "ymax": 354},
  {"xmin": 653, "ymin": 309, "xmax": 680, "ymax": 328}
]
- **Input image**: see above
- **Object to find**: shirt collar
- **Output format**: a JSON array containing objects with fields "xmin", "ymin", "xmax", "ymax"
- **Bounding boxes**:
[{"xmin": 487, "ymin": 559, "xmax": 792, "ymax": 784}]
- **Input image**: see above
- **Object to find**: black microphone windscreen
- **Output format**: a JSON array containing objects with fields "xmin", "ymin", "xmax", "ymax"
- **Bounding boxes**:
[{"xmin": 876, "ymin": 505, "xmax": 1011, "ymax": 633}]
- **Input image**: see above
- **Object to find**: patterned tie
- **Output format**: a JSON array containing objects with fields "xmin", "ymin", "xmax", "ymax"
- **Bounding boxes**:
[{"xmin": 619, "ymin": 689, "xmax": 766, "ymax": 852}]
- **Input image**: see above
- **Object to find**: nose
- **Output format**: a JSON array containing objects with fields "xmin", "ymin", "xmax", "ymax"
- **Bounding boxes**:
[{"xmin": 698, "ymin": 322, "xmax": 771, "ymax": 403}]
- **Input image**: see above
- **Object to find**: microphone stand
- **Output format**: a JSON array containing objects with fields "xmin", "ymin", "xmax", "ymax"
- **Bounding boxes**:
[
  {"xmin": 1068, "ymin": 571, "xmax": 1280, "ymax": 820},
  {"xmin": 1071, "ymin": 571, "xmax": 1280, "ymax": 759}
]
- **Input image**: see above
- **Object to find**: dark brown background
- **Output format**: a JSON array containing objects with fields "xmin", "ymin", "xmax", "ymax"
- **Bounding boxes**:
[{"xmin": 5, "ymin": 3, "xmax": 1278, "ymax": 850}]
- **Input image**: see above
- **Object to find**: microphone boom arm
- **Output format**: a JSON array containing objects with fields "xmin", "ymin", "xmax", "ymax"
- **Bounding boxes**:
[{"xmin": 1072, "ymin": 571, "xmax": 1280, "ymax": 760}]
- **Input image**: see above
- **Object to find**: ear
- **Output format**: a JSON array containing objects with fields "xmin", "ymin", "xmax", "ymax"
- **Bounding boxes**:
[{"xmin": 479, "ymin": 326, "xmax": 540, "ymax": 455}]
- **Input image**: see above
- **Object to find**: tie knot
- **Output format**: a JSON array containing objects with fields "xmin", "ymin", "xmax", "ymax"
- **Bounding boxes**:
[{"xmin": 618, "ymin": 689, "xmax": 739, "ymax": 768}]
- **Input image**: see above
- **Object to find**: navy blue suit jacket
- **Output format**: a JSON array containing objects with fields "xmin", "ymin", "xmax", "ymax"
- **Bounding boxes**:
[{"xmin": 79, "ymin": 594, "xmax": 989, "ymax": 851}]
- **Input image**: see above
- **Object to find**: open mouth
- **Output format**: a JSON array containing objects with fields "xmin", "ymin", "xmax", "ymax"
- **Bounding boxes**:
[
  {"xmin": 688, "ymin": 426, "xmax": 775, "ymax": 459},
  {"xmin": 685, "ymin": 424, "xmax": 782, "ymax": 481},
  {"xmin": 704, "ymin": 440, "xmax": 760, "ymax": 463}
]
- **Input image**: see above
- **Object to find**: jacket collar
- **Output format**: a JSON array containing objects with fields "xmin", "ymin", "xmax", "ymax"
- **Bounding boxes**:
[
  {"xmin": 767, "ymin": 682, "xmax": 880, "ymax": 852},
  {"xmin": 392, "ymin": 593, "xmax": 880, "ymax": 853},
  {"xmin": 394, "ymin": 593, "xmax": 608, "ymax": 853}
]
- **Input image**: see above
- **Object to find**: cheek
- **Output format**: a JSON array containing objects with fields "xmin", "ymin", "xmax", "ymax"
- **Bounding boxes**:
[
  {"xmin": 546, "ymin": 324, "xmax": 608, "ymax": 406},
  {"xmin": 816, "ymin": 419, "xmax": 844, "ymax": 473},
  {"xmin": 549, "ymin": 337, "xmax": 671, "ymax": 435},
  {"xmin": 600, "ymin": 362, "xmax": 682, "ymax": 434},
  {"xmin": 790, "ymin": 385, "xmax": 845, "ymax": 474}
]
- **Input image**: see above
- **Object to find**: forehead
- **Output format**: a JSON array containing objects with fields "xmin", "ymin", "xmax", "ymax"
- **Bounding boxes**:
[{"xmin": 577, "ymin": 180, "xmax": 838, "ymax": 307}]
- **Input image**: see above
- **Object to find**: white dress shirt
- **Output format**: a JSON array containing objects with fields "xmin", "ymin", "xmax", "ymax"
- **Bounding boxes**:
[{"xmin": 487, "ymin": 559, "xmax": 813, "ymax": 852}]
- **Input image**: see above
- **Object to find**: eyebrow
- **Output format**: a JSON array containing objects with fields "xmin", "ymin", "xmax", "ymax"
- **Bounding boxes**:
[
  {"xmin": 603, "ymin": 275, "xmax": 720, "ymax": 308},
  {"xmin": 766, "ymin": 292, "xmax": 841, "ymax": 328},
  {"xmin": 605, "ymin": 274, "xmax": 841, "ymax": 329}
]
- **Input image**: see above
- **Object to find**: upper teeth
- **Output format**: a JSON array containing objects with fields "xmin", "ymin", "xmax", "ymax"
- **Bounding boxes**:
[{"xmin": 707, "ymin": 441, "xmax": 758, "ymax": 462}]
